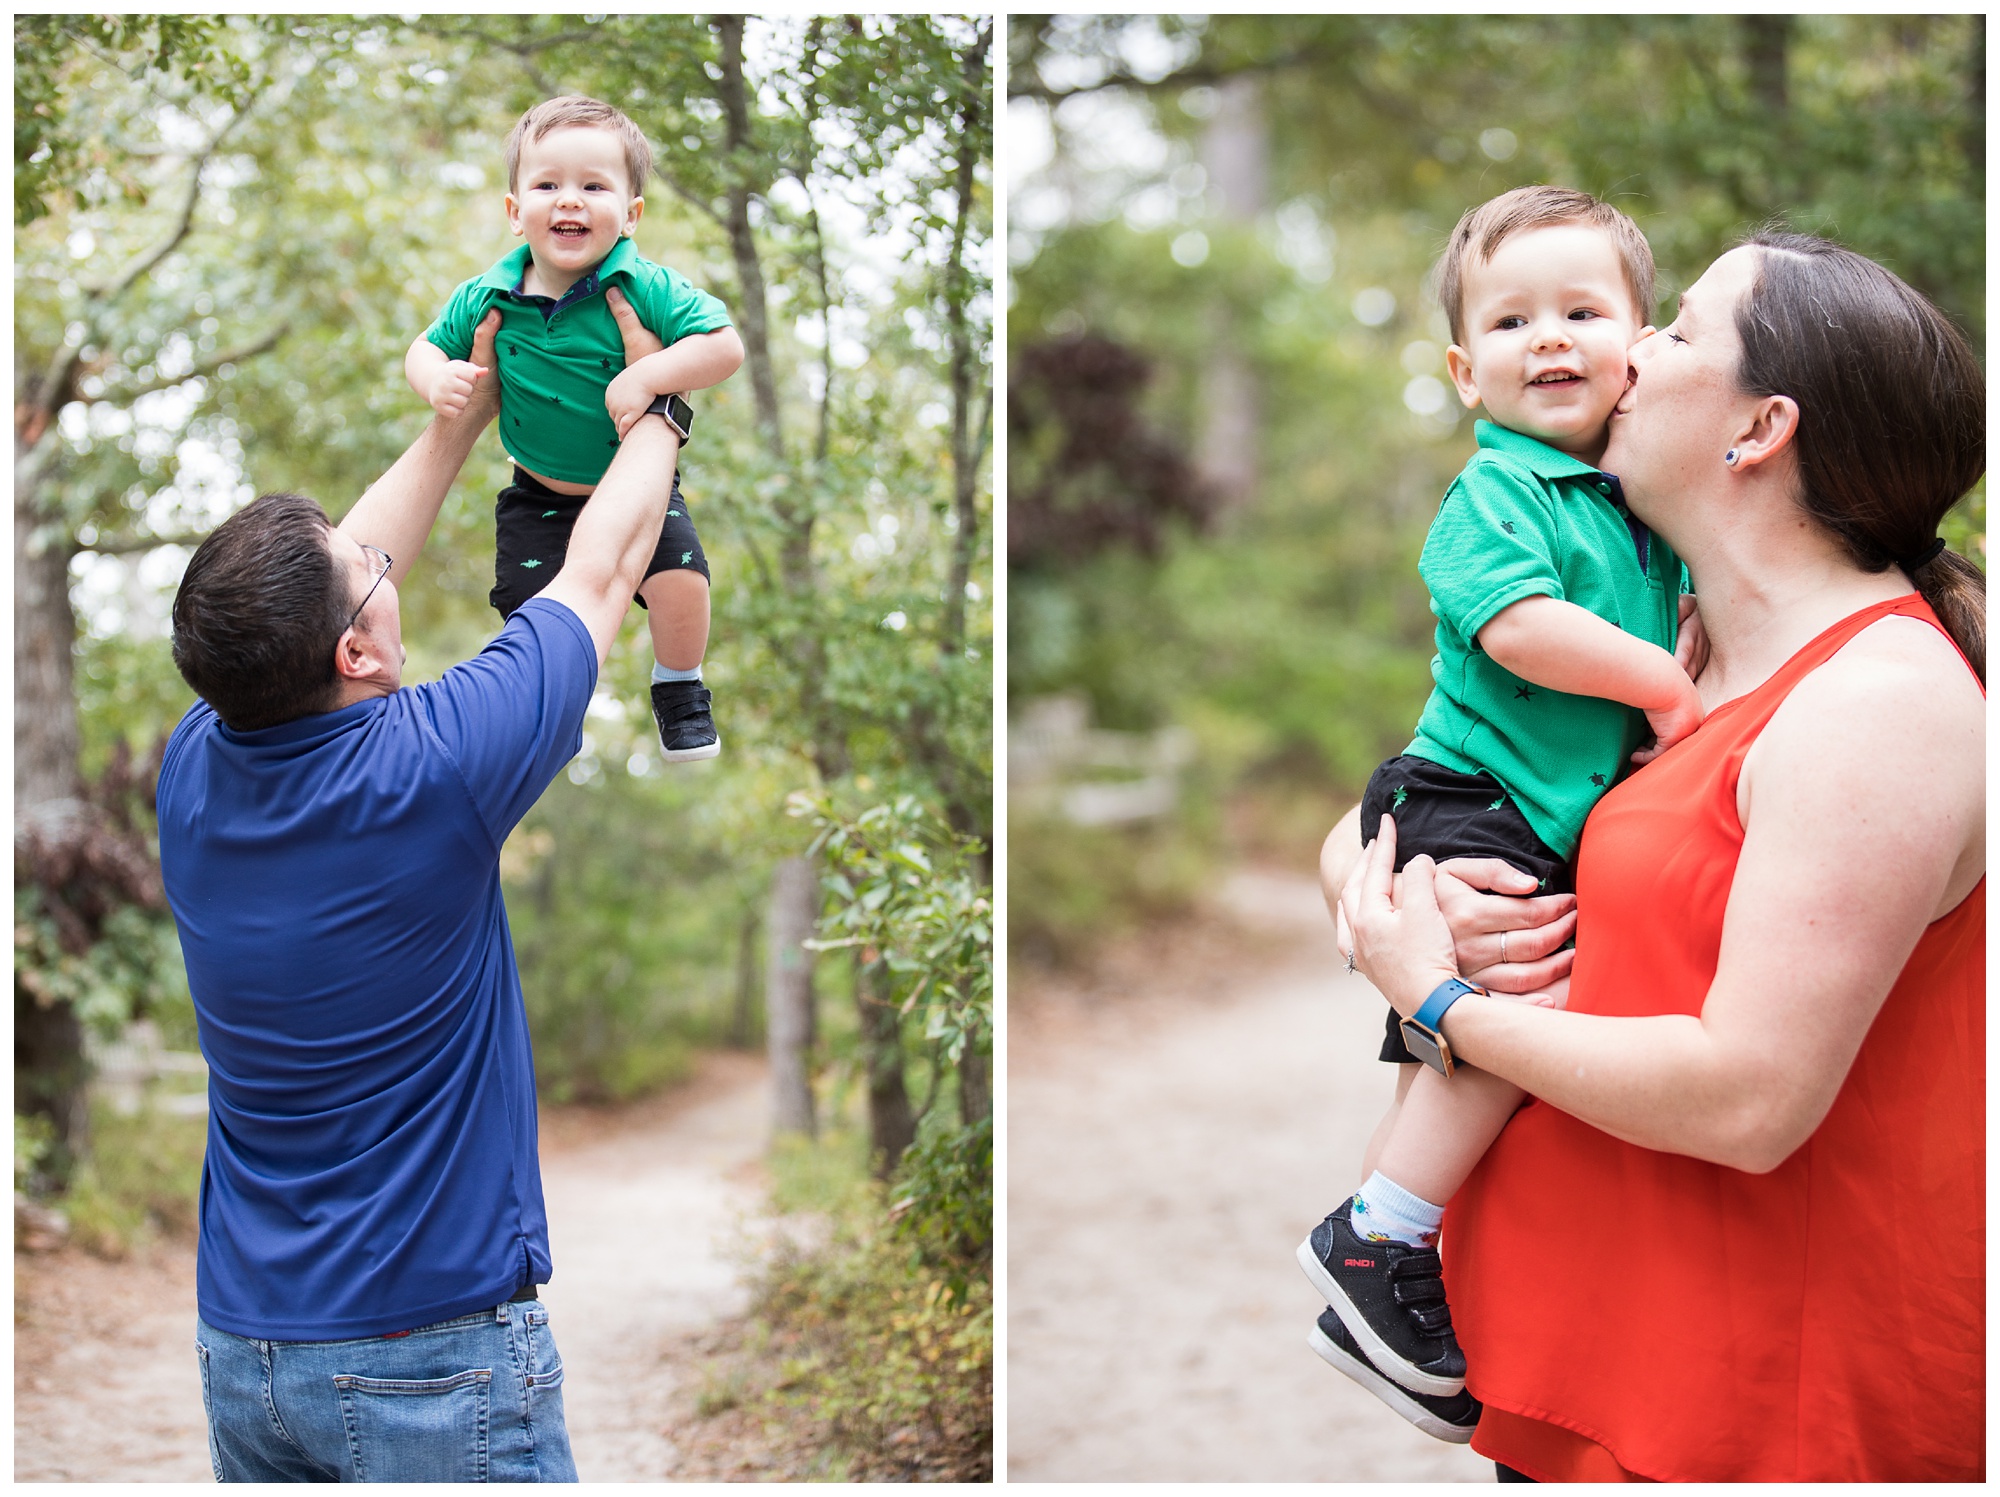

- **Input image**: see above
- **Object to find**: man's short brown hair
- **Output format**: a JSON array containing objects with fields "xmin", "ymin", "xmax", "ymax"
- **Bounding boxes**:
[
  {"xmin": 1435, "ymin": 185, "xmax": 1656, "ymax": 345},
  {"xmin": 504, "ymin": 95, "xmax": 653, "ymax": 198}
]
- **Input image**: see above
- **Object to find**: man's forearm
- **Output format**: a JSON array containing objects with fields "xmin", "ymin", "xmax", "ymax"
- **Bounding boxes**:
[
  {"xmin": 539, "ymin": 415, "xmax": 683, "ymax": 660},
  {"xmin": 339, "ymin": 399, "xmax": 494, "ymax": 582}
]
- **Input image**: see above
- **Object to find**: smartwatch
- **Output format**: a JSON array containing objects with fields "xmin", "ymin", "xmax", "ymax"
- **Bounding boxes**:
[
  {"xmin": 1399, "ymin": 977, "xmax": 1486, "ymax": 1077},
  {"xmin": 645, "ymin": 393, "xmax": 694, "ymax": 443}
]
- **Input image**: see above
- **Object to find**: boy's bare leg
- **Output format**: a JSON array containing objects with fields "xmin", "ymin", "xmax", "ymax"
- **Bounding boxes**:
[
  {"xmin": 1372, "ymin": 1062, "xmax": 1525, "ymax": 1206},
  {"xmin": 638, "ymin": 569, "xmax": 710, "ymax": 671},
  {"xmin": 1360, "ymin": 1062, "xmax": 1420, "ymax": 1183}
]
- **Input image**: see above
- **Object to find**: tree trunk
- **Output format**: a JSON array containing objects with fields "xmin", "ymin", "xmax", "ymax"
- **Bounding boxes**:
[
  {"xmin": 728, "ymin": 903, "xmax": 760, "ymax": 1048},
  {"xmin": 1742, "ymin": 15, "xmax": 1791, "ymax": 115},
  {"xmin": 1194, "ymin": 74, "xmax": 1265, "ymax": 509},
  {"xmin": 764, "ymin": 856, "xmax": 818, "ymax": 1136},
  {"xmin": 15, "ymin": 473, "xmax": 83, "ymax": 811},
  {"xmin": 15, "ymin": 435, "xmax": 93, "ymax": 1179},
  {"xmin": 856, "ymin": 956, "xmax": 915, "ymax": 1179},
  {"xmin": 958, "ymin": 1040, "xmax": 991, "ymax": 1129}
]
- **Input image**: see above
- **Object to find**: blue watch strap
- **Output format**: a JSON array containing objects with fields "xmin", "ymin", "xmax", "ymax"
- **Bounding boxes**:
[{"xmin": 1412, "ymin": 977, "xmax": 1482, "ymax": 1034}]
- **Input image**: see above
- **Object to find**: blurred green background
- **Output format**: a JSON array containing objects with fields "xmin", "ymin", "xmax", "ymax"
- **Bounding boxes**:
[{"xmin": 1006, "ymin": 15, "xmax": 1985, "ymax": 965}]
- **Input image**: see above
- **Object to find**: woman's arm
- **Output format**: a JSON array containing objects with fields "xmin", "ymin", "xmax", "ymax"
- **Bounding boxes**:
[{"xmin": 1345, "ymin": 624, "xmax": 1984, "ymax": 1172}]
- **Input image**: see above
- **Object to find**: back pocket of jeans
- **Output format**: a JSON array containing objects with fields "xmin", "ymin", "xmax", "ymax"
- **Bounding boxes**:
[{"xmin": 333, "ymin": 1367, "xmax": 491, "ymax": 1483}]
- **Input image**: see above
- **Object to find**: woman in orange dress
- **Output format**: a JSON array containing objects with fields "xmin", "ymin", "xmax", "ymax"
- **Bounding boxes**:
[{"xmin": 1332, "ymin": 235, "xmax": 1984, "ymax": 1481}]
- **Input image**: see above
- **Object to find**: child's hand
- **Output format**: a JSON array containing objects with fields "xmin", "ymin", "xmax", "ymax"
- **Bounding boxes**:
[
  {"xmin": 1631, "ymin": 671, "xmax": 1702, "ymax": 766},
  {"xmin": 605, "ymin": 366, "xmax": 657, "ymax": 442},
  {"xmin": 1674, "ymin": 595, "xmax": 1710, "ymax": 681},
  {"xmin": 428, "ymin": 358, "xmax": 488, "ymax": 419}
]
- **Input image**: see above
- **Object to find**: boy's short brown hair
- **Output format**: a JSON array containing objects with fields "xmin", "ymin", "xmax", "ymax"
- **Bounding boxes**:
[
  {"xmin": 1436, "ymin": 185, "xmax": 1655, "ymax": 345},
  {"xmin": 504, "ymin": 95, "xmax": 654, "ymax": 198}
]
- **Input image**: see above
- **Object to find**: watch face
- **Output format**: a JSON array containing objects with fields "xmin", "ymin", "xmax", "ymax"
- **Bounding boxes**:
[{"xmin": 1399, "ymin": 1019, "xmax": 1455, "ymax": 1077}]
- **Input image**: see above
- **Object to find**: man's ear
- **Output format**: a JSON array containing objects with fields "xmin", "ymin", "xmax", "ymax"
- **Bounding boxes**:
[{"xmin": 1444, "ymin": 343, "xmax": 1482, "ymax": 411}]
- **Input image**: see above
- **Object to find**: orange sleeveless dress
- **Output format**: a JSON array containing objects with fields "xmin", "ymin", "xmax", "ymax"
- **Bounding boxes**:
[{"xmin": 1445, "ymin": 595, "xmax": 1985, "ymax": 1482}]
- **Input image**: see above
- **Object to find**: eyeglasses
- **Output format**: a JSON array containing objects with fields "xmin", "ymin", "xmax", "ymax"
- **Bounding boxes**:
[{"xmin": 346, "ymin": 545, "xmax": 393, "ymax": 634}]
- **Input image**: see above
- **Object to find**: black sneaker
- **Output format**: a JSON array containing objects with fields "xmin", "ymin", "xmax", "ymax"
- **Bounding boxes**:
[
  {"xmin": 1309, "ymin": 1306, "xmax": 1481, "ymax": 1444},
  {"xmin": 1296, "ymin": 1199, "xmax": 1466, "ymax": 1395},
  {"xmin": 650, "ymin": 679, "xmax": 721, "ymax": 762}
]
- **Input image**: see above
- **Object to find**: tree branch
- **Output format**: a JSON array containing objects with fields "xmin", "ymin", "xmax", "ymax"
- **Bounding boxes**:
[
  {"xmin": 93, "ymin": 323, "xmax": 289, "ymax": 405},
  {"xmin": 79, "ymin": 528, "xmax": 213, "ymax": 557}
]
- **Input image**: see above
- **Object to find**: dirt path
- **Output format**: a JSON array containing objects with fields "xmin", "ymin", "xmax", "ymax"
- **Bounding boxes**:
[
  {"xmin": 1006, "ymin": 867, "xmax": 1495, "ymax": 1482},
  {"xmin": 13, "ymin": 1049, "xmax": 772, "ymax": 1483}
]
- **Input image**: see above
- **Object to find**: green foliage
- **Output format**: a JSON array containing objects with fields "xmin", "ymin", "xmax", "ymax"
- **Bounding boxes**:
[
  {"xmin": 15, "ymin": 898, "xmax": 186, "ymax": 1041},
  {"xmin": 888, "ymin": 1117, "xmax": 992, "ymax": 1299},
  {"xmin": 797, "ymin": 794, "xmax": 992, "ymax": 1070},
  {"xmin": 61, "ymin": 1099, "xmax": 209, "ymax": 1258},
  {"xmin": 14, "ymin": 1113, "xmax": 58, "ymax": 1195},
  {"xmin": 750, "ymin": 1125, "xmax": 992, "ymax": 1480}
]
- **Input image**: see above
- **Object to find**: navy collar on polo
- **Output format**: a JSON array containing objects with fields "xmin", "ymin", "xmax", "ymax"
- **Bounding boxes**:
[
  {"xmin": 481, "ymin": 238, "xmax": 639, "ymax": 320},
  {"xmin": 1473, "ymin": 420, "xmax": 1651, "ymax": 568}
]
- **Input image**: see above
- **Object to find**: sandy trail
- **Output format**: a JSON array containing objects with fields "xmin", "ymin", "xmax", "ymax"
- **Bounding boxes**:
[
  {"xmin": 13, "ymin": 1049, "xmax": 771, "ymax": 1483},
  {"xmin": 1006, "ymin": 868, "xmax": 1494, "ymax": 1482}
]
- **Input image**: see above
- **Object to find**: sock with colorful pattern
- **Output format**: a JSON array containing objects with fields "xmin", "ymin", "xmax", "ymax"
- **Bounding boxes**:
[{"xmin": 1350, "ymin": 1170, "xmax": 1445, "ymax": 1247}]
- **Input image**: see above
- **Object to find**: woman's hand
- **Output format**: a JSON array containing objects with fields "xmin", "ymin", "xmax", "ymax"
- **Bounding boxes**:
[
  {"xmin": 1327, "ymin": 805, "xmax": 1576, "ymax": 998},
  {"xmin": 1433, "ymin": 862, "xmax": 1576, "ymax": 999},
  {"xmin": 1339, "ymin": 816, "xmax": 1463, "ymax": 1018}
]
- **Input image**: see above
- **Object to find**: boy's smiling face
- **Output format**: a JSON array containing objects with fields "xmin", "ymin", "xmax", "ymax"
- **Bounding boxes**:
[
  {"xmin": 1444, "ymin": 223, "xmax": 1648, "ymax": 465},
  {"xmin": 505, "ymin": 125, "xmax": 643, "ymax": 297}
]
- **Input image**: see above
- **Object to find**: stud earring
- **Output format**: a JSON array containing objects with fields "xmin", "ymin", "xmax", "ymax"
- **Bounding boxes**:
[{"xmin": 1723, "ymin": 449, "xmax": 1739, "ymax": 466}]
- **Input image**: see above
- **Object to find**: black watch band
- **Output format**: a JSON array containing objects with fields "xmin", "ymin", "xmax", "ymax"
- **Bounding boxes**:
[{"xmin": 645, "ymin": 393, "xmax": 693, "ymax": 443}]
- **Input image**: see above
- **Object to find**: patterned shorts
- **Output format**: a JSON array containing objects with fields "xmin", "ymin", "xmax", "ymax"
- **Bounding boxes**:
[{"xmin": 490, "ymin": 465, "xmax": 709, "ymax": 620}]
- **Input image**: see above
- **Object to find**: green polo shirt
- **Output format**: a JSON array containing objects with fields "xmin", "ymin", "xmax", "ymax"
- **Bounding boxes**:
[
  {"xmin": 424, "ymin": 238, "xmax": 732, "ymax": 486},
  {"xmin": 1405, "ymin": 421, "xmax": 1686, "ymax": 860}
]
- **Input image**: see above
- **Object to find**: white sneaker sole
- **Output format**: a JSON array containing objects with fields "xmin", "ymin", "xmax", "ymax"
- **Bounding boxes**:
[
  {"xmin": 1307, "ymin": 1320, "xmax": 1476, "ymax": 1444},
  {"xmin": 656, "ymin": 736, "xmax": 721, "ymax": 762},
  {"xmin": 1296, "ymin": 1235, "xmax": 1465, "ymax": 1396}
]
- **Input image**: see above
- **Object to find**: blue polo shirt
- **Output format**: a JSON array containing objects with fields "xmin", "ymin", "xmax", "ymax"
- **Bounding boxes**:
[{"xmin": 157, "ymin": 598, "xmax": 595, "ymax": 1341}]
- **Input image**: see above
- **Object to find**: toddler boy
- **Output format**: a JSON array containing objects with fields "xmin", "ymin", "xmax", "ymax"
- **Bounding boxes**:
[
  {"xmin": 408, "ymin": 95, "xmax": 744, "ymax": 759},
  {"xmin": 1296, "ymin": 186, "xmax": 1702, "ymax": 1438}
]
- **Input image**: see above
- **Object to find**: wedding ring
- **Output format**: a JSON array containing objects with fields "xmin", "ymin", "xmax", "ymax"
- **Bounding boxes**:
[
  {"xmin": 1500, "ymin": 929, "xmax": 1509, "ymax": 963},
  {"xmin": 1343, "ymin": 947, "xmax": 1357, "ymax": 975}
]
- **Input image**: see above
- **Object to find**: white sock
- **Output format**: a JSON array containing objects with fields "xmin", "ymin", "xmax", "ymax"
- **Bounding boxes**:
[
  {"xmin": 652, "ymin": 661, "xmax": 702, "ymax": 683},
  {"xmin": 1350, "ymin": 1170, "xmax": 1445, "ymax": 1247}
]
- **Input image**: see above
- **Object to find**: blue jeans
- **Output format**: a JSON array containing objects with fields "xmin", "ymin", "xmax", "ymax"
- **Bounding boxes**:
[{"xmin": 195, "ymin": 1300, "xmax": 577, "ymax": 1482}]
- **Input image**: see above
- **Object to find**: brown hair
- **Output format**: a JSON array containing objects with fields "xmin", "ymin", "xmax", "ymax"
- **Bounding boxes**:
[
  {"xmin": 171, "ymin": 492, "xmax": 354, "ymax": 730},
  {"xmin": 1436, "ymin": 185, "xmax": 1656, "ymax": 345},
  {"xmin": 1735, "ymin": 232, "xmax": 1985, "ymax": 680},
  {"xmin": 504, "ymin": 95, "xmax": 653, "ymax": 198}
]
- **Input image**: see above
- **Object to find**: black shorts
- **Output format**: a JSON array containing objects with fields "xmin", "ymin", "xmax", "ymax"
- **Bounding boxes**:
[
  {"xmin": 490, "ymin": 466, "xmax": 710, "ymax": 621},
  {"xmin": 1359, "ymin": 754, "xmax": 1573, "ymax": 1064}
]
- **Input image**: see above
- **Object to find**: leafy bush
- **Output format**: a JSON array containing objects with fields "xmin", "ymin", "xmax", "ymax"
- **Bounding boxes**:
[{"xmin": 749, "ymin": 1126, "xmax": 993, "ymax": 1481}]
